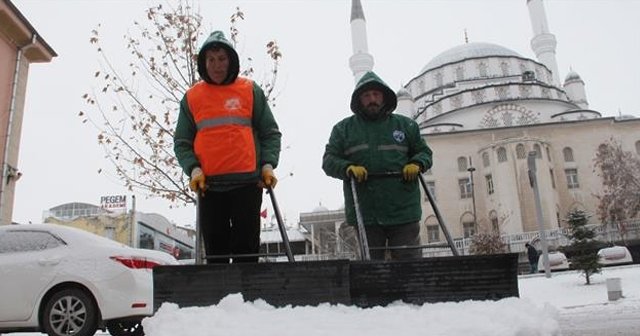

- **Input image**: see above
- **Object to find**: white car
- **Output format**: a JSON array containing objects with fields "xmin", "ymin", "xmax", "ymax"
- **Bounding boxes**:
[
  {"xmin": 597, "ymin": 246, "xmax": 633, "ymax": 266},
  {"xmin": 538, "ymin": 251, "xmax": 570, "ymax": 272},
  {"xmin": 0, "ymin": 223, "xmax": 178, "ymax": 336}
]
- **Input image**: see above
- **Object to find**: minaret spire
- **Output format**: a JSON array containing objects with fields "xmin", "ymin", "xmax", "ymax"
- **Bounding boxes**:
[
  {"xmin": 527, "ymin": 0, "xmax": 561, "ymax": 85},
  {"xmin": 349, "ymin": 0, "xmax": 374, "ymax": 83}
]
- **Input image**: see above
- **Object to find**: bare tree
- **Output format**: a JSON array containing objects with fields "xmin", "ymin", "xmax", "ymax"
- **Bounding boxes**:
[
  {"xmin": 80, "ymin": 1, "xmax": 282, "ymax": 205},
  {"xmin": 593, "ymin": 138, "xmax": 640, "ymax": 241}
]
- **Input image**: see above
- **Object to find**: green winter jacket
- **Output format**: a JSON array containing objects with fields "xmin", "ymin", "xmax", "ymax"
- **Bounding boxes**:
[
  {"xmin": 173, "ymin": 31, "xmax": 281, "ymax": 189},
  {"xmin": 322, "ymin": 71, "xmax": 432, "ymax": 226}
]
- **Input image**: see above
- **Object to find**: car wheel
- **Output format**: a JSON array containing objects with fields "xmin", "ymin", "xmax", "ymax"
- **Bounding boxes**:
[
  {"xmin": 43, "ymin": 288, "xmax": 99, "ymax": 336},
  {"xmin": 106, "ymin": 319, "xmax": 145, "ymax": 336}
]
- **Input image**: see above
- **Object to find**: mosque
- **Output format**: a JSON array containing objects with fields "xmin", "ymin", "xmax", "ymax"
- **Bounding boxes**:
[{"xmin": 301, "ymin": 0, "xmax": 640, "ymax": 255}]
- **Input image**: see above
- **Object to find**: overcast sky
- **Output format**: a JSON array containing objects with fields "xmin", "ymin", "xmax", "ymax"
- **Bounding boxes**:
[{"xmin": 11, "ymin": 0, "xmax": 640, "ymax": 227}]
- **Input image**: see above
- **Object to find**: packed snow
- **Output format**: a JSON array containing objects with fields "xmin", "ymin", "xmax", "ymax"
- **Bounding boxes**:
[
  {"xmin": 9, "ymin": 265, "xmax": 639, "ymax": 336},
  {"xmin": 142, "ymin": 265, "xmax": 640, "ymax": 336}
]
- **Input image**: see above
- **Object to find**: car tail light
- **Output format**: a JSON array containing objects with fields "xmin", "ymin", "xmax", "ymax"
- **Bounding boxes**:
[{"xmin": 110, "ymin": 256, "xmax": 162, "ymax": 269}]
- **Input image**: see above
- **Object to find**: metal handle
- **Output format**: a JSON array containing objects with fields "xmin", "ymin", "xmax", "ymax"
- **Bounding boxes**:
[
  {"xmin": 267, "ymin": 186, "xmax": 295, "ymax": 262},
  {"xmin": 350, "ymin": 177, "xmax": 370, "ymax": 261}
]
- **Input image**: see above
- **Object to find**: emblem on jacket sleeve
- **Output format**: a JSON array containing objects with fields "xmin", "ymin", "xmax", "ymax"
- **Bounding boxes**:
[{"xmin": 393, "ymin": 130, "xmax": 405, "ymax": 143}]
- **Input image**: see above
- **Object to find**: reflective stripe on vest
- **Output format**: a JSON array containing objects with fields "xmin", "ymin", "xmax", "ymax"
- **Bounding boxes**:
[{"xmin": 187, "ymin": 78, "xmax": 256, "ymax": 176}]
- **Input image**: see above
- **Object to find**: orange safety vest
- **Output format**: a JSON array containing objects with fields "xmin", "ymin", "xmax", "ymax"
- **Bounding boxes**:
[{"xmin": 186, "ymin": 78, "xmax": 256, "ymax": 176}]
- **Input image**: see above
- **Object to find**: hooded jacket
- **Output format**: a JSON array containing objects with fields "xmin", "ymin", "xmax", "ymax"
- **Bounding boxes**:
[
  {"xmin": 174, "ymin": 31, "xmax": 281, "ymax": 188},
  {"xmin": 322, "ymin": 71, "xmax": 433, "ymax": 226}
]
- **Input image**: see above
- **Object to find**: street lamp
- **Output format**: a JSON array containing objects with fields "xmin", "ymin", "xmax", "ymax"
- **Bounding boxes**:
[{"xmin": 467, "ymin": 157, "xmax": 477, "ymax": 229}]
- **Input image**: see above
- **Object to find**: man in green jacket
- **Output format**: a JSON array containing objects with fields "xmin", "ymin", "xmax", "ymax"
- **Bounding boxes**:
[
  {"xmin": 322, "ymin": 71, "xmax": 432, "ymax": 260},
  {"xmin": 174, "ymin": 31, "xmax": 281, "ymax": 263}
]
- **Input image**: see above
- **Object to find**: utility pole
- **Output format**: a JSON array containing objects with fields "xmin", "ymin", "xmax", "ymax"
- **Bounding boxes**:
[
  {"xmin": 467, "ymin": 157, "xmax": 477, "ymax": 229},
  {"xmin": 527, "ymin": 151, "xmax": 550, "ymax": 278}
]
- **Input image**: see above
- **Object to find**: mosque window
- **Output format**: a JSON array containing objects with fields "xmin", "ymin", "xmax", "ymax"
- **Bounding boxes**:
[
  {"xmin": 565, "ymin": 169, "xmax": 580, "ymax": 189},
  {"xmin": 426, "ymin": 225, "xmax": 440, "ymax": 243},
  {"xmin": 546, "ymin": 147, "xmax": 552, "ymax": 161},
  {"xmin": 455, "ymin": 66, "xmax": 465, "ymax": 81},
  {"xmin": 497, "ymin": 147, "xmax": 507, "ymax": 162},
  {"xmin": 533, "ymin": 144, "xmax": 542, "ymax": 159},
  {"xmin": 535, "ymin": 68, "xmax": 544, "ymax": 82},
  {"xmin": 472, "ymin": 90, "xmax": 486, "ymax": 104},
  {"xmin": 477, "ymin": 61, "xmax": 488, "ymax": 77},
  {"xmin": 494, "ymin": 87, "xmax": 510, "ymax": 100},
  {"xmin": 550, "ymin": 169, "xmax": 556, "ymax": 189},
  {"xmin": 516, "ymin": 144, "xmax": 526, "ymax": 159},
  {"xmin": 541, "ymin": 87, "xmax": 551, "ymax": 99},
  {"xmin": 518, "ymin": 85, "xmax": 532, "ymax": 98},
  {"xmin": 485, "ymin": 174, "xmax": 494, "ymax": 195},
  {"xmin": 459, "ymin": 178, "xmax": 472, "ymax": 199},
  {"xmin": 636, "ymin": 141, "xmax": 640, "ymax": 155},
  {"xmin": 434, "ymin": 72, "xmax": 443, "ymax": 87},
  {"xmin": 451, "ymin": 95, "xmax": 463, "ymax": 109},
  {"xmin": 425, "ymin": 181, "xmax": 436, "ymax": 201},
  {"xmin": 500, "ymin": 62, "xmax": 510, "ymax": 76},
  {"xmin": 462, "ymin": 219, "xmax": 476, "ymax": 238},
  {"xmin": 457, "ymin": 156, "xmax": 468, "ymax": 172},
  {"xmin": 482, "ymin": 152, "xmax": 490, "ymax": 167},
  {"xmin": 502, "ymin": 111, "xmax": 514, "ymax": 126},
  {"xmin": 562, "ymin": 147, "xmax": 574, "ymax": 162}
]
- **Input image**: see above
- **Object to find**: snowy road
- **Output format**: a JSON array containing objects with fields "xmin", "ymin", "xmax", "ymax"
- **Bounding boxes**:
[{"xmin": 558, "ymin": 302, "xmax": 640, "ymax": 336}]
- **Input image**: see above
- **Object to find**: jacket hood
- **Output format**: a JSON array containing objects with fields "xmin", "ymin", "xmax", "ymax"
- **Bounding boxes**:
[
  {"xmin": 197, "ymin": 31, "xmax": 240, "ymax": 84},
  {"xmin": 350, "ymin": 71, "xmax": 397, "ymax": 117}
]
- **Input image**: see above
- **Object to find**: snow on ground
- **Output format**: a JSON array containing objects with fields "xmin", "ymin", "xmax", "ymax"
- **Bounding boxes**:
[
  {"xmin": 8, "ymin": 265, "xmax": 639, "ymax": 336},
  {"xmin": 142, "ymin": 265, "xmax": 640, "ymax": 336}
]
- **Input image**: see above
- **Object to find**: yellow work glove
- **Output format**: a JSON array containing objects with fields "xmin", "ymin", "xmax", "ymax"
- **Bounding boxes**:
[
  {"xmin": 402, "ymin": 163, "xmax": 421, "ymax": 181},
  {"xmin": 261, "ymin": 165, "xmax": 278, "ymax": 189},
  {"xmin": 189, "ymin": 167, "xmax": 206, "ymax": 195},
  {"xmin": 346, "ymin": 165, "xmax": 368, "ymax": 183}
]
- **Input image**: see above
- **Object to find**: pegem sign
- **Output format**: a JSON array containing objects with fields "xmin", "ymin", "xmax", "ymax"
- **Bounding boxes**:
[{"xmin": 100, "ymin": 195, "xmax": 127, "ymax": 210}]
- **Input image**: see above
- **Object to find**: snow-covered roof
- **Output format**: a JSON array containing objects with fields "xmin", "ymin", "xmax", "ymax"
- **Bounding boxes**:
[
  {"xmin": 421, "ymin": 42, "xmax": 521, "ymax": 73},
  {"xmin": 260, "ymin": 228, "xmax": 308, "ymax": 244}
]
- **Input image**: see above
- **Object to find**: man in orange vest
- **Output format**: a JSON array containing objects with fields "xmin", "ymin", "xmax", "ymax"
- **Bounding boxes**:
[{"xmin": 174, "ymin": 31, "xmax": 281, "ymax": 263}]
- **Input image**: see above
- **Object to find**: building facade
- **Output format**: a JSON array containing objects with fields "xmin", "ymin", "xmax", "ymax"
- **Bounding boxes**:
[{"xmin": 0, "ymin": 0, "xmax": 56, "ymax": 225}]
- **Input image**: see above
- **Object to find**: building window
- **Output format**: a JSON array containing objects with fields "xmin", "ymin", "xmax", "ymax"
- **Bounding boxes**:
[
  {"xmin": 457, "ymin": 156, "xmax": 468, "ymax": 172},
  {"xmin": 533, "ymin": 144, "xmax": 542, "ymax": 159},
  {"xmin": 427, "ymin": 225, "xmax": 440, "ymax": 243},
  {"xmin": 565, "ymin": 168, "xmax": 580, "ymax": 189},
  {"xmin": 563, "ymin": 147, "xmax": 574, "ymax": 162},
  {"xmin": 477, "ymin": 62, "xmax": 488, "ymax": 77},
  {"xmin": 500, "ymin": 61, "xmax": 510, "ymax": 76},
  {"xmin": 463, "ymin": 221, "xmax": 476, "ymax": 238},
  {"xmin": 546, "ymin": 146, "xmax": 552, "ymax": 161},
  {"xmin": 482, "ymin": 152, "xmax": 490, "ymax": 167},
  {"xmin": 459, "ymin": 178, "xmax": 472, "ymax": 199},
  {"xmin": 550, "ymin": 169, "xmax": 556, "ymax": 189},
  {"xmin": 485, "ymin": 174, "xmax": 494, "ymax": 195},
  {"xmin": 636, "ymin": 141, "xmax": 640, "ymax": 155},
  {"xmin": 516, "ymin": 144, "xmax": 526, "ymax": 159},
  {"xmin": 497, "ymin": 147, "xmax": 507, "ymax": 162},
  {"xmin": 455, "ymin": 66, "xmax": 465, "ymax": 81},
  {"xmin": 434, "ymin": 72, "xmax": 443, "ymax": 87}
]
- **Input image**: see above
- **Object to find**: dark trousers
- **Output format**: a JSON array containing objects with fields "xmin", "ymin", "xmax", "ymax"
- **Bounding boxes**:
[
  {"xmin": 199, "ymin": 184, "xmax": 263, "ymax": 263},
  {"xmin": 364, "ymin": 222, "xmax": 422, "ymax": 260}
]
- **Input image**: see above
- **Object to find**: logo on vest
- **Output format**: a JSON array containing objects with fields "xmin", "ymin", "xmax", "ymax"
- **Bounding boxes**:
[
  {"xmin": 224, "ymin": 97, "xmax": 241, "ymax": 111},
  {"xmin": 393, "ymin": 130, "xmax": 405, "ymax": 143}
]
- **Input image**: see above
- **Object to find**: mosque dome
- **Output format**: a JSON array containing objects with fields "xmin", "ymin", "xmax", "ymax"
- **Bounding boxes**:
[
  {"xmin": 312, "ymin": 204, "xmax": 329, "ymax": 212},
  {"xmin": 421, "ymin": 42, "xmax": 522, "ymax": 74},
  {"xmin": 564, "ymin": 70, "xmax": 582, "ymax": 82}
]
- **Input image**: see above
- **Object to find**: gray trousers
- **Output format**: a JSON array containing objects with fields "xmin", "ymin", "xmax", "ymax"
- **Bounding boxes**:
[{"xmin": 364, "ymin": 221, "xmax": 422, "ymax": 260}]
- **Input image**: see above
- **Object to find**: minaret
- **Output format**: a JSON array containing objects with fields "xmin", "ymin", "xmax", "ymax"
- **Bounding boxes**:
[
  {"xmin": 349, "ymin": 0, "xmax": 374, "ymax": 83},
  {"xmin": 527, "ymin": 0, "xmax": 560, "ymax": 85}
]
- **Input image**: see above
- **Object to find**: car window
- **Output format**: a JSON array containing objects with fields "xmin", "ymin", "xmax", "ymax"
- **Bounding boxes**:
[{"xmin": 0, "ymin": 230, "xmax": 65, "ymax": 254}]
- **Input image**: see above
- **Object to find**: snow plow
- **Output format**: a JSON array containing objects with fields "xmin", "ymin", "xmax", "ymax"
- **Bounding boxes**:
[{"xmin": 154, "ymin": 174, "xmax": 519, "ymax": 309}]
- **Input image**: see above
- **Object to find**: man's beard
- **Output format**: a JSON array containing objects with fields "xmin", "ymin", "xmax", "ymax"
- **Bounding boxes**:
[{"xmin": 363, "ymin": 103, "xmax": 383, "ymax": 119}]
